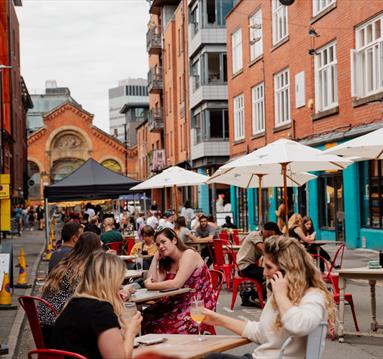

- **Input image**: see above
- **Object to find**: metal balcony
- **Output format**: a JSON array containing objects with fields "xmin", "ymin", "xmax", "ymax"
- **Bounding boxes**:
[
  {"xmin": 147, "ymin": 67, "xmax": 163, "ymax": 94},
  {"xmin": 146, "ymin": 27, "xmax": 162, "ymax": 55},
  {"xmin": 148, "ymin": 109, "xmax": 164, "ymax": 132}
]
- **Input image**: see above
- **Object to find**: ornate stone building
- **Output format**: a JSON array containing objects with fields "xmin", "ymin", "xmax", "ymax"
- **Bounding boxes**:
[{"xmin": 27, "ymin": 101, "xmax": 137, "ymax": 202}]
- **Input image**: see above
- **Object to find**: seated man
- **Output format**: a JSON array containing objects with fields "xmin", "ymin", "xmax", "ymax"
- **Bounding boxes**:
[
  {"xmin": 100, "ymin": 217, "xmax": 123, "ymax": 245},
  {"xmin": 49, "ymin": 221, "xmax": 83, "ymax": 273},
  {"xmin": 221, "ymin": 215, "xmax": 237, "ymax": 229},
  {"xmin": 237, "ymin": 222, "xmax": 282, "ymax": 306},
  {"xmin": 195, "ymin": 215, "xmax": 217, "ymax": 267}
]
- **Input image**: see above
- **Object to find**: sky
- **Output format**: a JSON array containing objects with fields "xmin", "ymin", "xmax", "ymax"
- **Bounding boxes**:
[{"xmin": 16, "ymin": 0, "xmax": 149, "ymax": 132}]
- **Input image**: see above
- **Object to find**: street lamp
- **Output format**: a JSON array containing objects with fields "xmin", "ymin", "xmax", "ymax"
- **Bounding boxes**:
[{"xmin": 0, "ymin": 64, "xmax": 12, "ymax": 173}]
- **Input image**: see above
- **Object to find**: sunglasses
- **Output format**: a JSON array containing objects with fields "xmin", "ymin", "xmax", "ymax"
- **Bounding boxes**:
[{"xmin": 155, "ymin": 226, "xmax": 178, "ymax": 237}]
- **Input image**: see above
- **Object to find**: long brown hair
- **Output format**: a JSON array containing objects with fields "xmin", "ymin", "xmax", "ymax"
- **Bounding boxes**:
[
  {"xmin": 264, "ymin": 235, "xmax": 335, "ymax": 329},
  {"xmin": 154, "ymin": 227, "xmax": 191, "ymax": 272},
  {"xmin": 42, "ymin": 232, "xmax": 101, "ymax": 295}
]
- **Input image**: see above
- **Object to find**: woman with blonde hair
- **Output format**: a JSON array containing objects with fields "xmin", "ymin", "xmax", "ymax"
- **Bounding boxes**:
[
  {"xmin": 52, "ymin": 251, "xmax": 142, "ymax": 359},
  {"xmin": 38, "ymin": 231, "xmax": 102, "ymax": 346},
  {"xmin": 201, "ymin": 236, "xmax": 335, "ymax": 359},
  {"xmin": 288, "ymin": 213, "xmax": 314, "ymax": 244}
]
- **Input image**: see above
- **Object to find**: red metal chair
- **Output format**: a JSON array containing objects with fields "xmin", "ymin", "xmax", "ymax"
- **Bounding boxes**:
[
  {"xmin": 218, "ymin": 231, "xmax": 230, "ymax": 244},
  {"xmin": 231, "ymin": 230, "xmax": 240, "ymax": 245},
  {"xmin": 18, "ymin": 296, "xmax": 57, "ymax": 349},
  {"xmin": 211, "ymin": 239, "xmax": 235, "ymax": 291},
  {"xmin": 230, "ymin": 262, "xmax": 265, "ymax": 310},
  {"xmin": 104, "ymin": 241, "xmax": 122, "ymax": 254},
  {"xmin": 312, "ymin": 244, "xmax": 345, "ymax": 284},
  {"xmin": 328, "ymin": 271, "xmax": 360, "ymax": 333},
  {"xmin": 28, "ymin": 349, "xmax": 87, "ymax": 359},
  {"xmin": 209, "ymin": 269, "xmax": 224, "ymax": 301},
  {"xmin": 124, "ymin": 236, "xmax": 136, "ymax": 255}
]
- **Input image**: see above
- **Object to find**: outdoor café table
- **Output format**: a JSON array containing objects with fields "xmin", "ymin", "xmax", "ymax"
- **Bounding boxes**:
[
  {"xmin": 223, "ymin": 244, "xmax": 241, "ymax": 251},
  {"xmin": 133, "ymin": 334, "xmax": 250, "ymax": 358},
  {"xmin": 337, "ymin": 266, "xmax": 383, "ymax": 342},
  {"xmin": 119, "ymin": 254, "xmax": 154, "ymax": 261},
  {"xmin": 186, "ymin": 238, "xmax": 213, "ymax": 252},
  {"xmin": 129, "ymin": 287, "xmax": 191, "ymax": 304},
  {"xmin": 125, "ymin": 269, "xmax": 145, "ymax": 280}
]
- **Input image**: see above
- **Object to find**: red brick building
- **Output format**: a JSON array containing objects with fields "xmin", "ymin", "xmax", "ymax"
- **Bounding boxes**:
[
  {"xmin": 0, "ymin": 0, "xmax": 32, "ymax": 202},
  {"xmin": 27, "ymin": 101, "xmax": 136, "ymax": 202},
  {"xmin": 226, "ymin": 0, "xmax": 383, "ymax": 247}
]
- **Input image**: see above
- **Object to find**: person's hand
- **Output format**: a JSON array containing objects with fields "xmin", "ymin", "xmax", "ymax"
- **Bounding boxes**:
[
  {"xmin": 106, "ymin": 249, "xmax": 117, "ymax": 255},
  {"xmin": 200, "ymin": 308, "xmax": 222, "ymax": 326},
  {"xmin": 144, "ymin": 275, "xmax": 155, "ymax": 290},
  {"xmin": 270, "ymin": 271, "xmax": 288, "ymax": 298},
  {"xmin": 126, "ymin": 312, "xmax": 142, "ymax": 337},
  {"xmin": 119, "ymin": 285, "xmax": 136, "ymax": 301}
]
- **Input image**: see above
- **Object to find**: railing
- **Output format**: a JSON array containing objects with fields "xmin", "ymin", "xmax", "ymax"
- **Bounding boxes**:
[
  {"xmin": 148, "ymin": 109, "xmax": 164, "ymax": 132},
  {"xmin": 147, "ymin": 67, "xmax": 163, "ymax": 93},
  {"xmin": 146, "ymin": 27, "xmax": 162, "ymax": 53}
]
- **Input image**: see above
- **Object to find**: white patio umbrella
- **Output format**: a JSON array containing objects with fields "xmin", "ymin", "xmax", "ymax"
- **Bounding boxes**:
[
  {"xmin": 207, "ymin": 168, "xmax": 316, "ymax": 226},
  {"xmin": 130, "ymin": 166, "xmax": 209, "ymax": 211},
  {"xmin": 218, "ymin": 138, "xmax": 353, "ymax": 225},
  {"xmin": 324, "ymin": 127, "xmax": 383, "ymax": 160}
]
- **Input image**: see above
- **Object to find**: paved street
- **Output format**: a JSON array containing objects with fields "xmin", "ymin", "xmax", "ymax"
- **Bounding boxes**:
[{"xmin": 1, "ymin": 233, "xmax": 382, "ymax": 359}]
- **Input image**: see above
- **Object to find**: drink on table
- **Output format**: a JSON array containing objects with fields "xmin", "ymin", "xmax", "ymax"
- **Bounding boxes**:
[{"xmin": 190, "ymin": 300, "xmax": 206, "ymax": 341}]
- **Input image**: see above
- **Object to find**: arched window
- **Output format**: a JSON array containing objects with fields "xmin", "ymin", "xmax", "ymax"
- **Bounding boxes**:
[
  {"xmin": 102, "ymin": 159, "xmax": 122, "ymax": 173},
  {"xmin": 51, "ymin": 159, "xmax": 85, "ymax": 183}
]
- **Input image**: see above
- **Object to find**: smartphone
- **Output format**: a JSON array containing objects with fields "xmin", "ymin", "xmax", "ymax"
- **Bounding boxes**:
[
  {"xmin": 137, "ymin": 337, "xmax": 167, "ymax": 345},
  {"xmin": 159, "ymin": 288, "xmax": 178, "ymax": 292}
]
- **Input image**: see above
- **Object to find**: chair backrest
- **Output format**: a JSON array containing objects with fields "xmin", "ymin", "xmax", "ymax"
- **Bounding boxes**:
[
  {"xmin": 231, "ymin": 232, "xmax": 240, "ymax": 245},
  {"xmin": 218, "ymin": 232, "xmax": 230, "ymax": 244},
  {"xmin": 278, "ymin": 321, "xmax": 328, "ymax": 359},
  {"xmin": 329, "ymin": 243, "xmax": 345, "ymax": 271},
  {"xmin": 209, "ymin": 269, "xmax": 224, "ymax": 300},
  {"xmin": 105, "ymin": 241, "xmax": 121, "ymax": 254},
  {"xmin": 18, "ymin": 296, "xmax": 57, "ymax": 349},
  {"xmin": 127, "ymin": 237, "xmax": 136, "ymax": 254},
  {"xmin": 306, "ymin": 321, "xmax": 328, "ymax": 359},
  {"xmin": 28, "ymin": 349, "xmax": 87, "ymax": 359},
  {"xmin": 212, "ymin": 239, "xmax": 226, "ymax": 266}
]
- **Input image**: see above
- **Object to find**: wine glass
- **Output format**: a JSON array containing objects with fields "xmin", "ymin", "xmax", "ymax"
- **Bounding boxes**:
[{"xmin": 190, "ymin": 300, "xmax": 206, "ymax": 341}]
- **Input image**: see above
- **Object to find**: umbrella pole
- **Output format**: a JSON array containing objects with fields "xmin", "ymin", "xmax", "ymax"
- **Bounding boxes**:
[
  {"xmin": 257, "ymin": 175, "xmax": 264, "ymax": 229},
  {"xmin": 281, "ymin": 163, "xmax": 289, "ymax": 230},
  {"xmin": 173, "ymin": 185, "xmax": 178, "ymax": 216}
]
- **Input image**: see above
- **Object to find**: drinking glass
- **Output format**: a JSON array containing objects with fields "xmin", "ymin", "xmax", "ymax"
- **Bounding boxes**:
[
  {"xmin": 190, "ymin": 300, "xmax": 206, "ymax": 341},
  {"xmin": 123, "ymin": 301, "xmax": 138, "ymax": 321}
]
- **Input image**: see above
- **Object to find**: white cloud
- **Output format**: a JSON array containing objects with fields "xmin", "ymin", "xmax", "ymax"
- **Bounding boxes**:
[{"xmin": 16, "ymin": 0, "xmax": 149, "ymax": 132}]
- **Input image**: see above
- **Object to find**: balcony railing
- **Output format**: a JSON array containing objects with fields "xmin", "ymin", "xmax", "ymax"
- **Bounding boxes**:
[
  {"xmin": 146, "ymin": 27, "xmax": 162, "ymax": 54},
  {"xmin": 148, "ymin": 109, "xmax": 164, "ymax": 132},
  {"xmin": 147, "ymin": 67, "xmax": 163, "ymax": 94}
]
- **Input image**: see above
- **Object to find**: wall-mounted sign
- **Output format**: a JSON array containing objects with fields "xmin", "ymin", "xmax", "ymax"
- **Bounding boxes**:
[
  {"xmin": 0, "ymin": 184, "xmax": 10, "ymax": 199},
  {"xmin": 152, "ymin": 149, "xmax": 166, "ymax": 172}
]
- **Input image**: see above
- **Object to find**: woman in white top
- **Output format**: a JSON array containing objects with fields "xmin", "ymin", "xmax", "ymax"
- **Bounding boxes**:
[{"xmin": 202, "ymin": 236, "xmax": 335, "ymax": 359}]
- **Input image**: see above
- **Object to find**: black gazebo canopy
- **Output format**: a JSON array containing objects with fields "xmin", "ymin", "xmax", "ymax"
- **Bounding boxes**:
[{"xmin": 44, "ymin": 158, "xmax": 140, "ymax": 202}]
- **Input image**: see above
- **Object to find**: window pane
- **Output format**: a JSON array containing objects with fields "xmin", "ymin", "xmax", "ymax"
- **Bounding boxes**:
[
  {"xmin": 209, "ymin": 110, "xmax": 224, "ymax": 139},
  {"xmin": 208, "ymin": 53, "xmax": 220, "ymax": 83}
]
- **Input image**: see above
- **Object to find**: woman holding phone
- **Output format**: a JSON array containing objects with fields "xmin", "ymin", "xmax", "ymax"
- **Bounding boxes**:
[
  {"xmin": 52, "ymin": 251, "xmax": 142, "ymax": 359},
  {"xmin": 201, "ymin": 236, "xmax": 335, "ymax": 359},
  {"xmin": 142, "ymin": 227, "xmax": 215, "ymax": 334}
]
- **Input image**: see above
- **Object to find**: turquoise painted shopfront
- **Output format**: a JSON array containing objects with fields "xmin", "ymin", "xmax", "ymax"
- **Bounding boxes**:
[{"xmin": 230, "ymin": 157, "xmax": 383, "ymax": 250}]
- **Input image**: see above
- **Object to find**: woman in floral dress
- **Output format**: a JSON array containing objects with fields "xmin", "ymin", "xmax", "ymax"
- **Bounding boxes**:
[{"xmin": 142, "ymin": 227, "xmax": 216, "ymax": 334}]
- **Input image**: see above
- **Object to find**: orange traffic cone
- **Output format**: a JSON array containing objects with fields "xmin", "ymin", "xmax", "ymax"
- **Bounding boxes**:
[
  {"xmin": 43, "ymin": 236, "xmax": 53, "ymax": 261},
  {"xmin": 15, "ymin": 247, "xmax": 31, "ymax": 289},
  {"xmin": 0, "ymin": 272, "xmax": 17, "ymax": 310}
]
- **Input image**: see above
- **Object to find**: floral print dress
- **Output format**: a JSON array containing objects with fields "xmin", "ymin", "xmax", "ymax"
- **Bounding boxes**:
[{"xmin": 142, "ymin": 264, "xmax": 216, "ymax": 334}]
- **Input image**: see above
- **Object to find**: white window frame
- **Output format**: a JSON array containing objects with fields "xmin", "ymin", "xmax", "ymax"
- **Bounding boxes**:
[
  {"xmin": 315, "ymin": 41, "xmax": 338, "ymax": 112},
  {"xmin": 351, "ymin": 14, "xmax": 383, "ymax": 98},
  {"xmin": 249, "ymin": 9, "xmax": 263, "ymax": 61},
  {"xmin": 232, "ymin": 28, "xmax": 243, "ymax": 74},
  {"xmin": 274, "ymin": 69, "xmax": 291, "ymax": 127},
  {"xmin": 251, "ymin": 82, "xmax": 265, "ymax": 135},
  {"xmin": 234, "ymin": 94, "xmax": 245, "ymax": 140},
  {"xmin": 272, "ymin": 0, "xmax": 288, "ymax": 45},
  {"xmin": 312, "ymin": 0, "xmax": 336, "ymax": 17}
]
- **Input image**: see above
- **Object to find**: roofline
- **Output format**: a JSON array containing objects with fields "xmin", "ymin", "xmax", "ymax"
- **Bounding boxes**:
[{"xmin": 43, "ymin": 100, "xmax": 94, "ymax": 119}]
